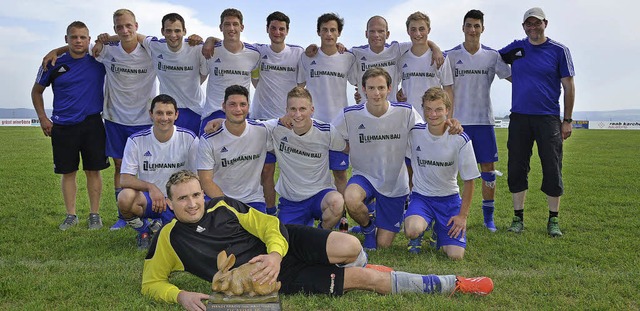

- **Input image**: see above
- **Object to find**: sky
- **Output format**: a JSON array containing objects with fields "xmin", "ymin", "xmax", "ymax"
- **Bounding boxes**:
[{"xmin": 1, "ymin": 0, "xmax": 637, "ymax": 117}]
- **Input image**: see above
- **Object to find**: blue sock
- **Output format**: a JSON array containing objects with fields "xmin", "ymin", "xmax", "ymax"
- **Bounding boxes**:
[{"xmin": 482, "ymin": 200, "xmax": 495, "ymax": 221}]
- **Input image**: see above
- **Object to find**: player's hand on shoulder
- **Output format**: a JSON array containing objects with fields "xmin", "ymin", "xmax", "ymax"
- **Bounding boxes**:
[
  {"xmin": 188, "ymin": 34, "xmax": 203, "ymax": 46},
  {"xmin": 202, "ymin": 37, "xmax": 218, "ymax": 59},
  {"xmin": 279, "ymin": 115, "xmax": 294, "ymax": 129},
  {"xmin": 354, "ymin": 87, "xmax": 362, "ymax": 103},
  {"xmin": 96, "ymin": 33, "xmax": 110, "ymax": 44},
  {"xmin": 446, "ymin": 118, "xmax": 463, "ymax": 134},
  {"xmin": 41, "ymin": 50, "xmax": 58, "ymax": 70},
  {"xmin": 305, "ymin": 44, "xmax": 319, "ymax": 57},
  {"xmin": 204, "ymin": 118, "xmax": 225, "ymax": 134},
  {"xmin": 396, "ymin": 89, "xmax": 407, "ymax": 102}
]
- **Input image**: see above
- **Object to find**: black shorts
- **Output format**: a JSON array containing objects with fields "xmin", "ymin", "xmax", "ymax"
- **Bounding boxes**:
[
  {"xmin": 507, "ymin": 113, "xmax": 563, "ymax": 196},
  {"xmin": 279, "ymin": 224, "xmax": 345, "ymax": 296},
  {"xmin": 51, "ymin": 114, "xmax": 110, "ymax": 174}
]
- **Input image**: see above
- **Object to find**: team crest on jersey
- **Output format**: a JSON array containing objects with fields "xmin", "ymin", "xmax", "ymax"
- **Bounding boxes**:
[
  {"xmin": 402, "ymin": 63, "xmax": 408, "ymax": 68},
  {"xmin": 111, "ymin": 57, "xmax": 116, "ymax": 62},
  {"xmin": 456, "ymin": 60, "xmax": 463, "ymax": 64},
  {"xmin": 340, "ymin": 160, "xmax": 346, "ymax": 166},
  {"xmin": 281, "ymin": 137, "xmax": 288, "ymax": 142},
  {"xmin": 416, "ymin": 146, "xmax": 421, "ymax": 151},
  {"xmin": 310, "ymin": 60, "xmax": 317, "ymax": 65},
  {"xmin": 157, "ymin": 54, "xmax": 164, "ymax": 59},
  {"xmin": 57, "ymin": 67, "xmax": 67, "ymax": 73},
  {"xmin": 262, "ymin": 55, "xmax": 268, "ymax": 59},
  {"xmin": 360, "ymin": 56, "xmax": 367, "ymax": 61},
  {"xmin": 515, "ymin": 51, "xmax": 523, "ymax": 57},
  {"xmin": 221, "ymin": 147, "xmax": 228, "ymax": 153},
  {"xmin": 144, "ymin": 151, "xmax": 152, "ymax": 157},
  {"xmin": 214, "ymin": 58, "xmax": 221, "ymax": 63},
  {"xmin": 196, "ymin": 225, "xmax": 206, "ymax": 233},
  {"xmin": 358, "ymin": 124, "xmax": 366, "ymax": 130}
]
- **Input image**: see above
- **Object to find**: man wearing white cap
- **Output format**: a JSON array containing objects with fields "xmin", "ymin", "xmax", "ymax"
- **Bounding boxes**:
[{"xmin": 499, "ymin": 7, "xmax": 575, "ymax": 237}]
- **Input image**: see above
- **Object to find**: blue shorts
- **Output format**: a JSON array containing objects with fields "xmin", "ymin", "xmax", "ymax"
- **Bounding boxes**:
[
  {"xmin": 278, "ymin": 189, "xmax": 333, "ymax": 226},
  {"xmin": 405, "ymin": 192, "xmax": 466, "ymax": 249},
  {"xmin": 104, "ymin": 120, "xmax": 151, "ymax": 159},
  {"xmin": 175, "ymin": 108, "xmax": 201, "ymax": 135},
  {"xmin": 199, "ymin": 109, "xmax": 227, "ymax": 136},
  {"xmin": 462, "ymin": 125, "xmax": 498, "ymax": 164},
  {"xmin": 329, "ymin": 150, "xmax": 349, "ymax": 171},
  {"xmin": 247, "ymin": 202, "xmax": 267, "ymax": 213},
  {"xmin": 265, "ymin": 151, "xmax": 276, "ymax": 164},
  {"xmin": 142, "ymin": 192, "xmax": 176, "ymax": 224},
  {"xmin": 348, "ymin": 175, "xmax": 406, "ymax": 233}
]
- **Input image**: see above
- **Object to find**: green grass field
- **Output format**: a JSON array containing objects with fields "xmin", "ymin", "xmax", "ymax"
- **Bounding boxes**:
[{"xmin": 1, "ymin": 127, "xmax": 639, "ymax": 310}]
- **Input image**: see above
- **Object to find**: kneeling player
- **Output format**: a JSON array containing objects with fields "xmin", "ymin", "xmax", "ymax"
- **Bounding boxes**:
[{"xmin": 404, "ymin": 87, "xmax": 479, "ymax": 260}]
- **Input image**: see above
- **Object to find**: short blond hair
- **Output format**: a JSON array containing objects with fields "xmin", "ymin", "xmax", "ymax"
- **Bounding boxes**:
[
  {"xmin": 287, "ymin": 86, "xmax": 313, "ymax": 104},
  {"xmin": 166, "ymin": 170, "xmax": 199, "ymax": 199},
  {"xmin": 406, "ymin": 11, "xmax": 431, "ymax": 29},
  {"xmin": 113, "ymin": 9, "xmax": 136, "ymax": 22},
  {"xmin": 422, "ymin": 87, "xmax": 450, "ymax": 109}
]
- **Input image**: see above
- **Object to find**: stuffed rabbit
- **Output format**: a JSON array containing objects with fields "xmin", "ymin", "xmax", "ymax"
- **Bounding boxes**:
[{"xmin": 211, "ymin": 250, "xmax": 282, "ymax": 296}]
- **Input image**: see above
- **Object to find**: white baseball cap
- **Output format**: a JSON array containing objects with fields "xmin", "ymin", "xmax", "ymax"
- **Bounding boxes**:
[{"xmin": 523, "ymin": 7, "xmax": 546, "ymax": 22}]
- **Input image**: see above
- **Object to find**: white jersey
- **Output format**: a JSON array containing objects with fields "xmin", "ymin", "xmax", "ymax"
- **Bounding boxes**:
[
  {"xmin": 96, "ymin": 42, "xmax": 157, "ymax": 126},
  {"xmin": 409, "ymin": 125, "xmax": 480, "ymax": 197},
  {"xmin": 297, "ymin": 49, "xmax": 357, "ymax": 122},
  {"xmin": 121, "ymin": 126, "xmax": 199, "ymax": 197},
  {"xmin": 197, "ymin": 120, "xmax": 270, "ymax": 203},
  {"xmin": 333, "ymin": 103, "xmax": 418, "ymax": 197},
  {"xmin": 202, "ymin": 42, "xmax": 260, "ymax": 118},
  {"xmin": 398, "ymin": 49, "xmax": 453, "ymax": 113},
  {"xmin": 143, "ymin": 37, "xmax": 207, "ymax": 114},
  {"xmin": 446, "ymin": 44, "xmax": 511, "ymax": 125},
  {"xmin": 265, "ymin": 119, "xmax": 347, "ymax": 201},
  {"xmin": 351, "ymin": 41, "xmax": 412, "ymax": 103},
  {"xmin": 251, "ymin": 44, "xmax": 304, "ymax": 119}
]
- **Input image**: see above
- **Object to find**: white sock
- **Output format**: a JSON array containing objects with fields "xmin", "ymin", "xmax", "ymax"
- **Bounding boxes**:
[{"xmin": 336, "ymin": 248, "xmax": 368, "ymax": 268}]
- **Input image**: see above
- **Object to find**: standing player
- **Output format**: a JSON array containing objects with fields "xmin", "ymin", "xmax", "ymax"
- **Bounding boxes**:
[
  {"xmin": 398, "ymin": 12, "xmax": 453, "ymax": 115},
  {"xmin": 32, "ymin": 21, "xmax": 109, "ymax": 230},
  {"xmin": 117, "ymin": 94, "xmax": 198, "ymax": 249},
  {"xmin": 249, "ymin": 11, "xmax": 305, "ymax": 216},
  {"xmin": 298, "ymin": 13, "xmax": 357, "ymax": 195},
  {"xmin": 200, "ymin": 8, "xmax": 260, "ymax": 135},
  {"xmin": 334, "ymin": 68, "xmax": 418, "ymax": 251},
  {"xmin": 499, "ymin": 8, "xmax": 575, "ymax": 237},
  {"xmin": 444, "ymin": 9, "xmax": 511, "ymax": 232},
  {"xmin": 267, "ymin": 86, "xmax": 347, "ymax": 229},
  {"xmin": 404, "ymin": 87, "xmax": 480, "ymax": 259},
  {"xmin": 197, "ymin": 85, "xmax": 271, "ymax": 213}
]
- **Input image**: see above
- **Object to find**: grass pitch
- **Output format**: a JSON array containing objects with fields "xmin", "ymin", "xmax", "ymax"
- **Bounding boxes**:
[{"xmin": 0, "ymin": 127, "xmax": 638, "ymax": 310}]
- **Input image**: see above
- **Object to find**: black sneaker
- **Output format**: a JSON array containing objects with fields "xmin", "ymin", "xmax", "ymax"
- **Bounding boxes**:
[{"xmin": 59, "ymin": 214, "xmax": 78, "ymax": 231}]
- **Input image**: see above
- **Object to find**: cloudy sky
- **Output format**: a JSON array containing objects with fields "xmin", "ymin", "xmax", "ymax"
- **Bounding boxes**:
[{"xmin": 1, "ymin": 0, "xmax": 636, "ymax": 117}]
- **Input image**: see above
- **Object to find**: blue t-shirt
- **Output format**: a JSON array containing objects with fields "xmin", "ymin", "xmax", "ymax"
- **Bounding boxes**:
[
  {"xmin": 35, "ymin": 53, "xmax": 105, "ymax": 125},
  {"xmin": 499, "ymin": 38, "xmax": 574, "ymax": 115}
]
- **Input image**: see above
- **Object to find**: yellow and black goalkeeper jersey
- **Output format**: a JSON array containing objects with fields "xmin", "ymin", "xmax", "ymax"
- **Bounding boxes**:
[{"xmin": 141, "ymin": 196, "xmax": 289, "ymax": 303}]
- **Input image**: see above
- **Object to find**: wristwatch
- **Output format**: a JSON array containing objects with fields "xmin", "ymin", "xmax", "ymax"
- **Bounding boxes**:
[{"xmin": 563, "ymin": 118, "xmax": 573, "ymax": 123}]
